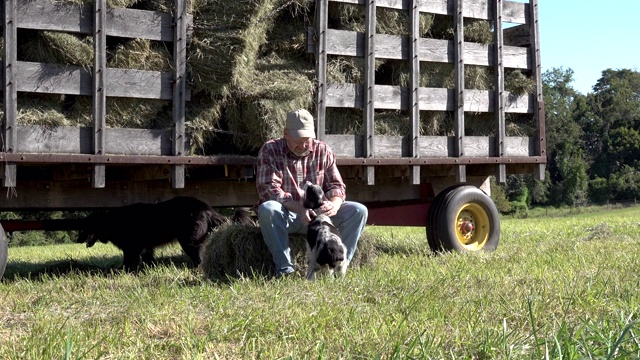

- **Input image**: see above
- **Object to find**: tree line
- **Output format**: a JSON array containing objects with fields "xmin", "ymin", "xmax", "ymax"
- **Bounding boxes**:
[{"xmin": 494, "ymin": 67, "xmax": 640, "ymax": 213}]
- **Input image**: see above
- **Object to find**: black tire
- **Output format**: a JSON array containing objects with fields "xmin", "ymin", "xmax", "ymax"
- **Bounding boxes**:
[
  {"xmin": 427, "ymin": 184, "xmax": 466, "ymax": 252},
  {"xmin": 429, "ymin": 185, "xmax": 500, "ymax": 252},
  {"xmin": 0, "ymin": 223, "xmax": 7, "ymax": 280}
]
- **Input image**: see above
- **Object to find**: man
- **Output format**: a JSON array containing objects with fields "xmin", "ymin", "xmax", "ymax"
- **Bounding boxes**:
[{"xmin": 256, "ymin": 108, "xmax": 368, "ymax": 277}]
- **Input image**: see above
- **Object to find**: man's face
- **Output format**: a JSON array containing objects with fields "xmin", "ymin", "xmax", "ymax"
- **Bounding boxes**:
[{"xmin": 284, "ymin": 131, "xmax": 312, "ymax": 157}]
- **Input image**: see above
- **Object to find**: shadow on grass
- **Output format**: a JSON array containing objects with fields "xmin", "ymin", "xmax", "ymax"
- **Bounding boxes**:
[
  {"xmin": 1, "ymin": 254, "xmax": 197, "ymax": 283},
  {"xmin": 2, "ymin": 236, "xmax": 434, "ymax": 284}
]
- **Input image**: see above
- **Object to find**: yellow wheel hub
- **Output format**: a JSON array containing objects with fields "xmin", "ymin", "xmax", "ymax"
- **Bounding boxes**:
[{"xmin": 455, "ymin": 203, "xmax": 490, "ymax": 251}]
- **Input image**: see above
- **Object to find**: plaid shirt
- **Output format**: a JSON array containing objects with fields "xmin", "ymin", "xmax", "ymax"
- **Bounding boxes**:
[{"xmin": 256, "ymin": 138, "xmax": 346, "ymax": 205}]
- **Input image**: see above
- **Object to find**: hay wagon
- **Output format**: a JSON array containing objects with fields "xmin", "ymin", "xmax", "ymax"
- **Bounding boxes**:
[{"xmin": 0, "ymin": 0, "xmax": 544, "ymax": 279}]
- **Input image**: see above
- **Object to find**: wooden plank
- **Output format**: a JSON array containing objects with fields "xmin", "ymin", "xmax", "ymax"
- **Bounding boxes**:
[
  {"xmin": 409, "ymin": 0, "xmax": 420, "ymax": 184},
  {"xmin": 372, "ymin": 136, "xmax": 410, "ymax": 157},
  {"xmin": 0, "ymin": 175, "xmax": 453, "ymax": 210},
  {"xmin": 3, "ymin": 165, "xmax": 17, "ymax": 188},
  {"xmin": 504, "ymin": 136, "xmax": 535, "ymax": 157},
  {"xmin": 172, "ymin": 0, "xmax": 188, "ymax": 189},
  {"xmin": 324, "ymin": 134, "xmax": 362, "ymax": 157},
  {"xmin": 420, "ymin": 136, "xmax": 453, "ymax": 157},
  {"xmin": 454, "ymin": 0, "xmax": 466, "ymax": 182},
  {"xmin": 364, "ymin": 0, "xmax": 376, "ymax": 185},
  {"xmin": 92, "ymin": 0, "xmax": 107, "ymax": 189},
  {"xmin": 328, "ymin": 0, "xmax": 528, "ymax": 24},
  {"xmin": 324, "ymin": 29, "xmax": 530, "ymax": 69},
  {"xmin": 15, "ymin": 126, "xmax": 182, "ymax": 156},
  {"xmin": 316, "ymin": 0, "xmax": 329, "ymax": 140},
  {"xmin": 16, "ymin": 61, "xmax": 186, "ymax": 100},
  {"xmin": 325, "ymin": 84, "xmax": 533, "ymax": 113},
  {"xmin": 529, "ymin": 0, "xmax": 546, "ymax": 181},
  {"xmin": 15, "ymin": 0, "xmax": 186, "ymax": 42},
  {"xmin": 493, "ymin": 0, "xmax": 506, "ymax": 183},
  {"xmin": 325, "ymin": 134, "xmax": 534, "ymax": 158},
  {"xmin": 3, "ymin": 0, "xmax": 18, "ymax": 188},
  {"xmin": 0, "ymin": 179, "xmax": 261, "ymax": 209}
]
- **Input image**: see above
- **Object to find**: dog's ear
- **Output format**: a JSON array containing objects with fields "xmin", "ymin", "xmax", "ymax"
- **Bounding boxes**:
[{"xmin": 301, "ymin": 181, "xmax": 311, "ymax": 192}]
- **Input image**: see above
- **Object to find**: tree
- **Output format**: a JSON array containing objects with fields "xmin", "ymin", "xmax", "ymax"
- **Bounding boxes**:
[
  {"xmin": 579, "ymin": 69, "xmax": 640, "ymax": 202},
  {"xmin": 585, "ymin": 69, "xmax": 640, "ymax": 179},
  {"xmin": 540, "ymin": 67, "xmax": 588, "ymax": 206}
]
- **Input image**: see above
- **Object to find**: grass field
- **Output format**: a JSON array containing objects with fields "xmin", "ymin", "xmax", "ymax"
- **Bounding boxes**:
[{"xmin": 1, "ymin": 206, "xmax": 640, "ymax": 359}]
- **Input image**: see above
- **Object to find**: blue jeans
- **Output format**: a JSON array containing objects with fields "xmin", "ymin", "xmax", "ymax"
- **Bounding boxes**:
[{"xmin": 257, "ymin": 200, "xmax": 368, "ymax": 276}]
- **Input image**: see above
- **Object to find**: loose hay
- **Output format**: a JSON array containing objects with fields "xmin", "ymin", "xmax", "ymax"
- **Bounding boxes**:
[{"xmin": 200, "ymin": 222, "xmax": 378, "ymax": 280}]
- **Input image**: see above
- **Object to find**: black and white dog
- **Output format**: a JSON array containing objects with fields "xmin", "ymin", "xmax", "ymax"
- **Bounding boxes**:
[
  {"xmin": 77, "ymin": 196, "xmax": 251, "ymax": 270},
  {"xmin": 302, "ymin": 181, "xmax": 348, "ymax": 280}
]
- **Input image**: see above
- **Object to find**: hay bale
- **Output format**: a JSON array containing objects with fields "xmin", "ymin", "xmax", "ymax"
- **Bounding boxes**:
[
  {"xmin": 67, "ymin": 96, "xmax": 171, "ymax": 129},
  {"xmin": 188, "ymin": 0, "xmax": 289, "ymax": 97},
  {"xmin": 108, "ymin": 38, "xmax": 172, "ymax": 71},
  {"xmin": 325, "ymin": 107, "xmax": 440, "ymax": 137},
  {"xmin": 16, "ymin": 94, "xmax": 69, "ymax": 127},
  {"xmin": 325, "ymin": 107, "xmax": 362, "ymax": 135},
  {"xmin": 60, "ymin": 0, "xmax": 138, "ymax": 7},
  {"xmin": 505, "ymin": 69, "xmax": 536, "ymax": 96},
  {"xmin": 328, "ymin": 2, "xmax": 435, "ymax": 37},
  {"xmin": 326, "ymin": 55, "xmax": 385, "ymax": 85},
  {"xmin": 224, "ymin": 68, "xmax": 314, "ymax": 152},
  {"xmin": 20, "ymin": 30, "xmax": 93, "ymax": 67},
  {"xmin": 185, "ymin": 92, "xmax": 226, "ymax": 155},
  {"xmin": 201, "ymin": 222, "xmax": 378, "ymax": 280},
  {"xmin": 262, "ymin": 2, "xmax": 314, "ymax": 64},
  {"xmin": 421, "ymin": 111, "xmax": 454, "ymax": 136}
]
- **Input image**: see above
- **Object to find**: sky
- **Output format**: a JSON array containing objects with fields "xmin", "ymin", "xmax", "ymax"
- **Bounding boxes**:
[{"xmin": 537, "ymin": 0, "xmax": 640, "ymax": 94}]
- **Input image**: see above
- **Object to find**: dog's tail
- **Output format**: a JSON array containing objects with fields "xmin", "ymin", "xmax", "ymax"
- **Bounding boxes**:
[
  {"xmin": 202, "ymin": 207, "xmax": 255, "ymax": 235},
  {"xmin": 77, "ymin": 232, "xmax": 98, "ymax": 248},
  {"xmin": 204, "ymin": 208, "xmax": 226, "ymax": 230},
  {"xmin": 231, "ymin": 207, "xmax": 255, "ymax": 226}
]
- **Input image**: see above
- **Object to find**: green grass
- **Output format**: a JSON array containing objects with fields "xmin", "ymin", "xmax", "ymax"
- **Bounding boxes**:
[{"xmin": 2, "ymin": 207, "xmax": 640, "ymax": 359}]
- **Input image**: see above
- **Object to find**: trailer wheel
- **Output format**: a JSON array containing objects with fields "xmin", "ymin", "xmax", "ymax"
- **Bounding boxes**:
[
  {"xmin": 427, "ymin": 184, "xmax": 466, "ymax": 251},
  {"xmin": 0, "ymin": 223, "xmax": 7, "ymax": 280},
  {"xmin": 427, "ymin": 185, "xmax": 500, "ymax": 253}
]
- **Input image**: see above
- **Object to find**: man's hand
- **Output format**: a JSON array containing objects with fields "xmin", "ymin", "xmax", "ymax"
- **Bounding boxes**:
[{"xmin": 316, "ymin": 197, "xmax": 342, "ymax": 217}]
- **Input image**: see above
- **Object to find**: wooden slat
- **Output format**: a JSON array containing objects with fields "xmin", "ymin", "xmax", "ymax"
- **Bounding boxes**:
[
  {"xmin": 15, "ymin": 126, "xmax": 183, "ymax": 156},
  {"xmin": 16, "ymin": 0, "xmax": 186, "ymax": 41},
  {"xmin": 454, "ymin": 0, "xmax": 466, "ymax": 182},
  {"xmin": 171, "ymin": 0, "xmax": 188, "ymax": 189},
  {"xmin": 325, "ymin": 84, "xmax": 533, "ymax": 113},
  {"xmin": 324, "ymin": 134, "xmax": 535, "ymax": 159},
  {"xmin": 324, "ymin": 29, "xmax": 530, "ymax": 69},
  {"xmin": 364, "ymin": 0, "xmax": 376, "ymax": 185},
  {"xmin": 92, "ymin": 0, "xmax": 107, "ymax": 188},
  {"xmin": 530, "ymin": 0, "xmax": 545, "ymax": 181},
  {"xmin": 494, "ymin": 0, "xmax": 506, "ymax": 183},
  {"xmin": 3, "ymin": 0, "xmax": 17, "ymax": 188},
  {"xmin": 409, "ymin": 0, "xmax": 420, "ymax": 184},
  {"xmin": 316, "ymin": 0, "xmax": 329, "ymax": 141},
  {"xmin": 327, "ymin": 0, "xmax": 528, "ymax": 24},
  {"xmin": 16, "ymin": 62, "xmax": 183, "ymax": 100}
]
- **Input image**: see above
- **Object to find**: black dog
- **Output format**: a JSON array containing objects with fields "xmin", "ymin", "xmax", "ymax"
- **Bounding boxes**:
[
  {"xmin": 302, "ymin": 182, "xmax": 348, "ymax": 280},
  {"xmin": 77, "ymin": 196, "xmax": 251, "ymax": 270}
]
